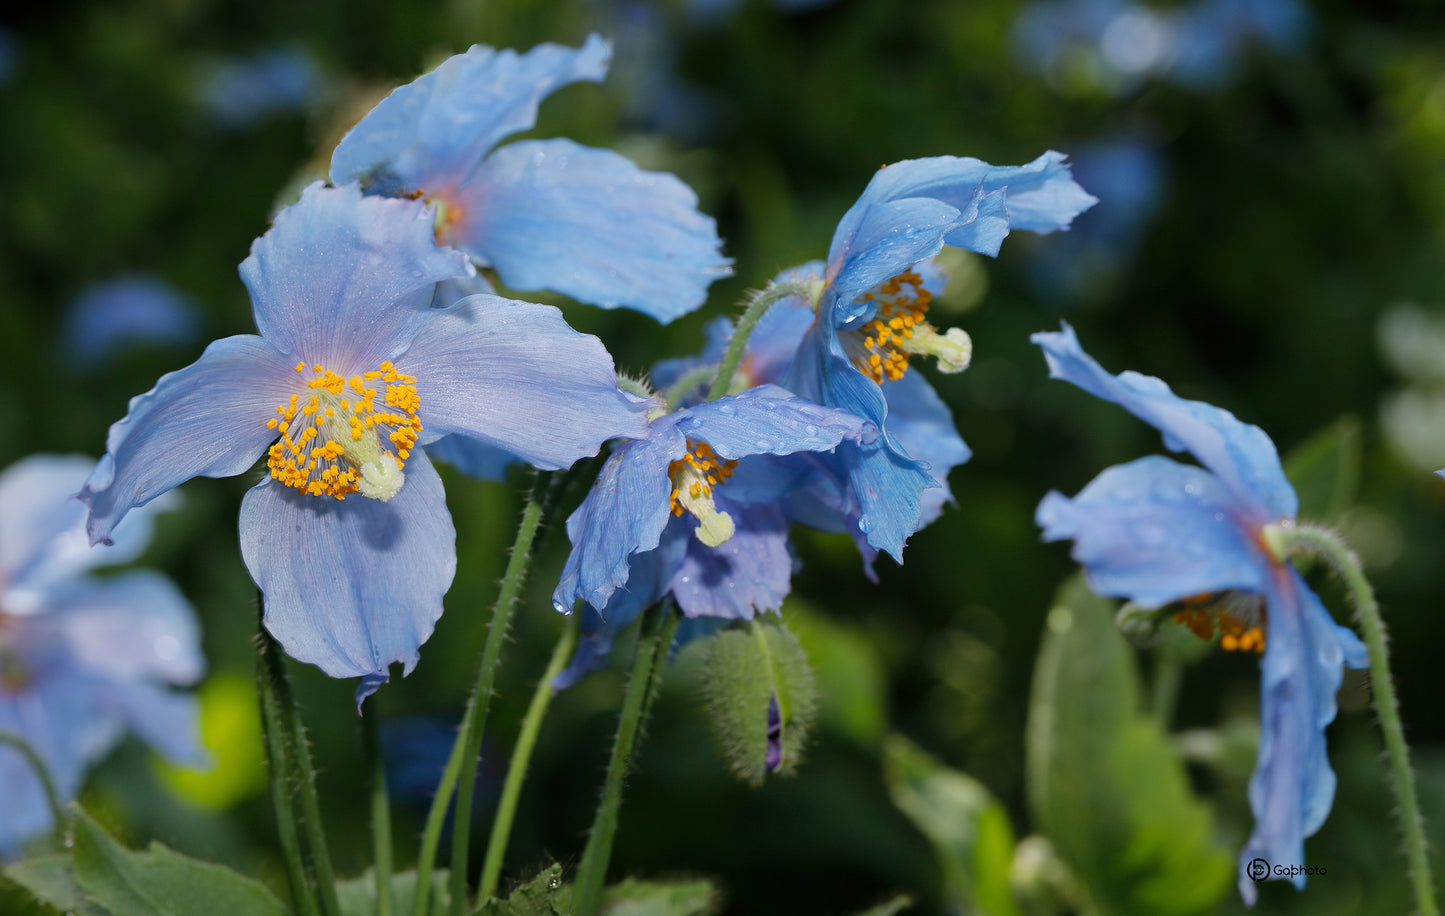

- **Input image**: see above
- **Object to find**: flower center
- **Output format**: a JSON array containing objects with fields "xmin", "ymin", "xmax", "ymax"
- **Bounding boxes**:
[
  {"xmin": 668, "ymin": 440, "xmax": 737, "ymax": 547},
  {"xmin": 846, "ymin": 271, "xmax": 972, "ymax": 384},
  {"xmin": 266, "ymin": 360, "xmax": 422, "ymax": 502},
  {"xmin": 1172, "ymin": 592, "xmax": 1267, "ymax": 653}
]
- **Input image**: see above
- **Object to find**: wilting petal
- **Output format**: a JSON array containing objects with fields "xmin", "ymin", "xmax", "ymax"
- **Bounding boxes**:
[
  {"xmin": 1038, "ymin": 456, "xmax": 1271, "ymax": 608},
  {"xmin": 80, "ymin": 335, "xmax": 297, "ymax": 545},
  {"xmin": 1034, "ymin": 323, "xmax": 1295, "ymax": 520},
  {"xmin": 239, "ymin": 453, "xmax": 456, "ymax": 692},
  {"xmin": 670, "ymin": 501, "xmax": 791, "ymax": 619},
  {"xmin": 1238, "ymin": 566, "xmax": 1367, "ymax": 903},
  {"xmin": 456, "ymin": 139, "xmax": 730, "ymax": 321},
  {"xmin": 329, "ymin": 36, "xmax": 611, "ymax": 193},
  {"xmin": 241, "ymin": 182, "xmax": 471, "ymax": 372},
  {"xmin": 401, "ymin": 294, "xmax": 651, "ymax": 468}
]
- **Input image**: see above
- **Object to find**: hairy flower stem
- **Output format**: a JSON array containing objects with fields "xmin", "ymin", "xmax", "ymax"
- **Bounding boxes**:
[
  {"xmin": 572, "ymin": 603, "xmax": 681, "ymax": 916},
  {"xmin": 363, "ymin": 703, "xmax": 393, "ymax": 916},
  {"xmin": 0, "ymin": 733, "xmax": 64, "ymax": 847},
  {"xmin": 256, "ymin": 612, "xmax": 332, "ymax": 916},
  {"xmin": 477, "ymin": 612, "xmax": 579, "ymax": 901},
  {"xmin": 706, "ymin": 279, "xmax": 819, "ymax": 402},
  {"xmin": 411, "ymin": 476, "xmax": 548, "ymax": 916},
  {"xmin": 662, "ymin": 365, "xmax": 720, "ymax": 412},
  {"xmin": 1279, "ymin": 523, "xmax": 1438, "ymax": 916}
]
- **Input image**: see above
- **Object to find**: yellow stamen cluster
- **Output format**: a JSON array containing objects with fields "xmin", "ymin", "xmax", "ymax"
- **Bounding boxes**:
[
  {"xmin": 1173, "ymin": 594, "xmax": 1267, "ymax": 654},
  {"xmin": 668, "ymin": 441, "xmax": 736, "ymax": 517},
  {"xmin": 265, "ymin": 360, "xmax": 422, "ymax": 500},
  {"xmin": 853, "ymin": 271, "xmax": 931, "ymax": 384}
]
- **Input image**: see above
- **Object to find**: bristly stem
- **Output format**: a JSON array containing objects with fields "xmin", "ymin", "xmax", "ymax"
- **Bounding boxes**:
[
  {"xmin": 259, "ymin": 617, "xmax": 343, "ymax": 916},
  {"xmin": 661, "ymin": 365, "xmax": 718, "ymax": 413},
  {"xmin": 705, "ymin": 279, "xmax": 819, "ymax": 402},
  {"xmin": 364, "ymin": 702, "xmax": 393, "ymax": 916},
  {"xmin": 1281, "ymin": 523, "xmax": 1438, "ymax": 916},
  {"xmin": 477, "ymin": 612, "xmax": 579, "ymax": 901},
  {"xmin": 0, "ymin": 733, "xmax": 65, "ymax": 848},
  {"xmin": 571, "ymin": 603, "xmax": 681, "ymax": 916},
  {"xmin": 256, "ymin": 620, "xmax": 321, "ymax": 916}
]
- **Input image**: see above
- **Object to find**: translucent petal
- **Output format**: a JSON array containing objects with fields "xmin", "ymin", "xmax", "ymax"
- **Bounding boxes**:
[{"xmin": 670, "ymin": 501, "xmax": 791, "ymax": 619}]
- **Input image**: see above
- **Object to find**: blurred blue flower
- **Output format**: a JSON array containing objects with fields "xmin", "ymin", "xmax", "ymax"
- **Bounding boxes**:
[
  {"xmin": 551, "ymin": 386, "xmax": 872, "ymax": 685},
  {"xmin": 80, "ymin": 182, "xmax": 649, "ymax": 704},
  {"xmin": 762, "ymin": 154, "xmax": 1094, "ymax": 562},
  {"xmin": 0, "ymin": 454, "xmax": 204, "ymax": 857},
  {"xmin": 0, "ymin": 27, "xmax": 16, "ymax": 87},
  {"xmin": 198, "ymin": 46, "xmax": 325, "ymax": 129},
  {"xmin": 329, "ymin": 34, "xmax": 731, "ymax": 322},
  {"xmin": 1172, "ymin": 0, "xmax": 1310, "ymax": 88},
  {"xmin": 1032, "ymin": 323, "xmax": 1367, "ymax": 904},
  {"xmin": 64, "ymin": 274, "xmax": 200, "ymax": 369}
]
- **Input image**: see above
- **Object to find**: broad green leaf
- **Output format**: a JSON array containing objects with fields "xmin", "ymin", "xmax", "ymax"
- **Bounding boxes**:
[
  {"xmin": 1025, "ymin": 577, "xmax": 1231, "ymax": 915},
  {"xmin": 700, "ymin": 621, "xmax": 817, "ymax": 785},
  {"xmin": 337, "ymin": 868, "xmax": 451, "ymax": 916},
  {"xmin": 883, "ymin": 735, "xmax": 1020, "ymax": 916},
  {"xmin": 5, "ymin": 853, "xmax": 105, "ymax": 914},
  {"xmin": 1283, "ymin": 415, "xmax": 1362, "ymax": 522},
  {"xmin": 69, "ymin": 805, "xmax": 288, "ymax": 916},
  {"xmin": 595, "ymin": 876, "xmax": 718, "ymax": 915},
  {"xmin": 850, "ymin": 893, "xmax": 914, "ymax": 916},
  {"xmin": 475, "ymin": 864, "xmax": 563, "ymax": 916}
]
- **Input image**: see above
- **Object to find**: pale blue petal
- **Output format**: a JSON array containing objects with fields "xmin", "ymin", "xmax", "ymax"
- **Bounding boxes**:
[
  {"xmin": 241, "ymin": 182, "xmax": 471, "ymax": 371},
  {"xmin": 670, "ymin": 501, "xmax": 791, "ymax": 619},
  {"xmin": 455, "ymin": 139, "xmax": 730, "ymax": 321},
  {"xmin": 80, "ymin": 335, "xmax": 298, "ymax": 545},
  {"xmin": 840, "ymin": 439, "xmax": 938, "ymax": 563},
  {"xmin": 883, "ymin": 371, "xmax": 970, "ymax": 526},
  {"xmin": 0, "ymin": 455, "xmax": 103, "ymax": 592},
  {"xmin": 825, "ymin": 197, "xmax": 962, "ymax": 319},
  {"xmin": 1037, "ymin": 455, "xmax": 1271, "ymax": 608},
  {"xmin": 399, "ymin": 294, "xmax": 651, "ymax": 469},
  {"xmin": 239, "ymin": 453, "xmax": 456, "ymax": 689},
  {"xmin": 109, "ymin": 683, "xmax": 207, "ymax": 767},
  {"xmin": 553, "ymin": 430, "xmax": 686, "ymax": 616},
  {"xmin": 329, "ymin": 36, "xmax": 610, "ymax": 193},
  {"xmin": 1033, "ymin": 323, "xmax": 1296, "ymax": 520},
  {"xmin": 675, "ymin": 385, "xmax": 872, "ymax": 460},
  {"xmin": 425, "ymin": 436, "xmax": 518, "ymax": 481},
  {"xmin": 1238, "ymin": 567, "xmax": 1366, "ymax": 903},
  {"xmin": 43, "ymin": 572, "xmax": 203, "ymax": 686},
  {"xmin": 431, "ymin": 273, "xmax": 495, "ymax": 309}
]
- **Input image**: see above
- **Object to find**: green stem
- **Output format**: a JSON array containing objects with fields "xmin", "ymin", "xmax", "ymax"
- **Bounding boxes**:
[
  {"xmin": 260, "ymin": 623, "xmax": 343, "ymax": 916},
  {"xmin": 1150, "ymin": 653, "xmax": 1184, "ymax": 728},
  {"xmin": 705, "ymin": 279, "xmax": 819, "ymax": 402},
  {"xmin": 364, "ymin": 703, "xmax": 393, "ymax": 916},
  {"xmin": 436, "ymin": 476, "xmax": 549, "ymax": 913},
  {"xmin": 256, "ymin": 627, "xmax": 321, "ymax": 916},
  {"xmin": 0, "ymin": 733, "xmax": 65, "ymax": 846},
  {"xmin": 1279, "ymin": 523, "xmax": 1438, "ymax": 916},
  {"xmin": 661, "ymin": 365, "xmax": 718, "ymax": 412},
  {"xmin": 477, "ymin": 613, "xmax": 579, "ymax": 901},
  {"xmin": 572, "ymin": 605, "xmax": 681, "ymax": 916}
]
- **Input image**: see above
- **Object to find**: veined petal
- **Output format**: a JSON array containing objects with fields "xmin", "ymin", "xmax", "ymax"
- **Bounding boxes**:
[
  {"xmin": 883, "ymin": 371, "xmax": 971, "ymax": 526},
  {"xmin": 329, "ymin": 35, "xmax": 611, "ymax": 193},
  {"xmin": 42, "ymin": 572, "xmax": 203, "ymax": 686},
  {"xmin": 1238, "ymin": 565, "xmax": 1367, "ymax": 903},
  {"xmin": 239, "ymin": 453, "xmax": 456, "ymax": 692},
  {"xmin": 825, "ymin": 197, "xmax": 962, "ymax": 319},
  {"xmin": 670, "ymin": 501, "xmax": 791, "ymax": 619},
  {"xmin": 1033, "ymin": 323, "xmax": 1296, "ymax": 520},
  {"xmin": 676, "ymin": 385, "xmax": 873, "ymax": 461},
  {"xmin": 1037, "ymin": 455, "xmax": 1270, "ymax": 608},
  {"xmin": 80, "ymin": 335, "xmax": 298, "ymax": 545},
  {"xmin": 400, "ymin": 294, "xmax": 651, "ymax": 469},
  {"xmin": 241, "ymin": 182, "xmax": 471, "ymax": 372},
  {"xmin": 553, "ymin": 431, "xmax": 686, "ymax": 616},
  {"xmin": 455, "ymin": 139, "xmax": 730, "ymax": 321}
]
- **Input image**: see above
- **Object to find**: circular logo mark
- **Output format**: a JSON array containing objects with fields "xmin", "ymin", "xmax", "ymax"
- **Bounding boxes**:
[{"xmin": 1247, "ymin": 858, "xmax": 1270, "ymax": 882}]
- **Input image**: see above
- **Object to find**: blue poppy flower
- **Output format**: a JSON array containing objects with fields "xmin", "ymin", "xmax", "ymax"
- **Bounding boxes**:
[
  {"xmin": 551, "ymin": 386, "xmax": 873, "ymax": 685},
  {"xmin": 80, "ymin": 182, "xmax": 650, "ymax": 704},
  {"xmin": 1032, "ymin": 323, "xmax": 1367, "ymax": 904},
  {"xmin": 329, "ymin": 34, "xmax": 731, "ymax": 322},
  {"xmin": 0, "ymin": 454, "xmax": 205, "ymax": 857}
]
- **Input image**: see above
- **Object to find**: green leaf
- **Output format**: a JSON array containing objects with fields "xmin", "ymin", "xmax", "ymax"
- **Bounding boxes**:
[
  {"xmin": 595, "ymin": 877, "xmax": 718, "ymax": 916},
  {"xmin": 474, "ymin": 864, "xmax": 563, "ymax": 916},
  {"xmin": 337, "ymin": 868, "xmax": 451, "ymax": 916},
  {"xmin": 1283, "ymin": 414, "xmax": 1362, "ymax": 522},
  {"xmin": 1025, "ymin": 577, "xmax": 1231, "ymax": 916},
  {"xmin": 68, "ymin": 805, "xmax": 288, "ymax": 916},
  {"xmin": 787, "ymin": 601, "xmax": 888, "ymax": 747},
  {"xmin": 883, "ymin": 735, "xmax": 1020, "ymax": 916},
  {"xmin": 4, "ymin": 853, "xmax": 104, "ymax": 914},
  {"xmin": 700, "ymin": 620, "xmax": 817, "ymax": 785}
]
